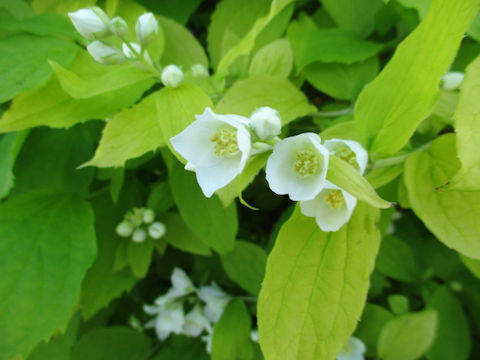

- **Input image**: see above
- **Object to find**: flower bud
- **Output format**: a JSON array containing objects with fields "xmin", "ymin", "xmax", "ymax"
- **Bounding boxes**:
[
  {"xmin": 87, "ymin": 40, "xmax": 126, "ymax": 64},
  {"xmin": 135, "ymin": 12, "xmax": 158, "ymax": 47},
  {"xmin": 161, "ymin": 64, "xmax": 184, "ymax": 88},
  {"xmin": 190, "ymin": 64, "xmax": 209, "ymax": 78},
  {"xmin": 132, "ymin": 228, "xmax": 147, "ymax": 243},
  {"xmin": 148, "ymin": 222, "xmax": 166, "ymax": 239},
  {"xmin": 143, "ymin": 208, "xmax": 155, "ymax": 224},
  {"xmin": 441, "ymin": 71, "xmax": 464, "ymax": 91},
  {"xmin": 68, "ymin": 7, "xmax": 110, "ymax": 40},
  {"xmin": 116, "ymin": 221, "xmax": 134, "ymax": 237},
  {"xmin": 122, "ymin": 42, "xmax": 153, "ymax": 66},
  {"xmin": 249, "ymin": 107, "xmax": 282, "ymax": 140},
  {"xmin": 109, "ymin": 16, "xmax": 128, "ymax": 38}
]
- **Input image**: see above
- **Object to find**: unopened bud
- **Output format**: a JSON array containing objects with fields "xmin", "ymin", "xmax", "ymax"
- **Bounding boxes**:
[
  {"xmin": 116, "ymin": 221, "xmax": 134, "ymax": 237},
  {"xmin": 122, "ymin": 42, "xmax": 153, "ymax": 66},
  {"xmin": 249, "ymin": 107, "xmax": 282, "ymax": 140},
  {"xmin": 132, "ymin": 228, "xmax": 147, "ymax": 243},
  {"xmin": 87, "ymin": 40, "xmax": 126, "ymax": 64},
  {"xmin": 68, "ymin": 7, "xmax": 110, "ymax": 40},
  {"xmin": 191, "ymin": 64, "xmax": 209, "ymax": 78},
  {"xmin": 441, "ymin": 72, "xmax": 464, "ymax": 91},
  {"xmin": 148, "ymin": 222, "xmax": 166, "ymax": 239},
  {"xmin": 161, "ymin": 64, "xmax": 183, "ymax": 88},
  {"xmin": 109, "ymin": 16, "xmax": 128, "ymax": 38},
  {"xmin": 143, "ymin": 208, "xmax": 155, "ymax": 224},
  {"xmin": 135, "ymin": 12, "xmax": 158, "ymax": 47}
]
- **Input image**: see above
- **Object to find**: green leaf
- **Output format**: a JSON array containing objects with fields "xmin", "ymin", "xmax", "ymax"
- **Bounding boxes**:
[
  {"xmin": 249, "ymin": 38, "xmax": 293, "ymax": 78},
  {"xmin": 163, "ymin": 212, "xmax": 211, "ymax": 256},
  {"xmin": 71, "ymin": 327, "xmax": 152, "ymax": 360},
  {"xmin": 0, "ymin": 13, "xmax": 79, "ymax": 39},
  {"xmin": 0, "ymin": 131, "xmax": 28, "ymax": 199},
  {"xmin": 159, "ymin": 16, "xmax": 209, "ymax": 68},
  {"xmin": 86, "ymin": 92, "xmax": 165, "ymax": 168},
  {"xmin": 140, "ymin": 0, "xmax": 202, "ymax": 24},
  {"xmin": 215, "ymin": 75, "xmax": 316, "ymax": 125},
  {"xmin": 127, "ymin": 239, "xmax": 155, "ymax": 278},
  {"xmin": 258, "ymin": 203, "xmax": 380, "ymax": 360},
  {"xmin": 153, "ymin": 338, "xmax": 209, "ymax": 360},
  {"xmin": 169, "ymin": 162, "xmax": 238, "ymax": 254},
  {"xmin": 156, "ymin": 83, "xmax": 213, "ymax": 160},
  {"xmin": 459, "ymin": 254, "xmax": 480, "ymax": 278},
  {"xmin": 365, "ymin": 164, "xmax": 403, "ymax": 189},
  {"xmin": 221, "ymin": 241, "xmax": 267, "ymax": 295},
  {"xmin": 0, "ymin": 52, "xmax": 153, "ymax": 133},
  {"xmin": 376, "ymin": 235, "xmax": 421, "ymax": 282},
  {"xmin": 147, "ymin": 181, "xmax": 175, "ymax": 215},
  {"xmin": 388, "ymin": 295, "xmax": 410, "ymax": 315},
  {"xmin": 355, "ymin": 304, "xmax": 394, "ymax": 358},
  {"xmin": 291, "ymin": 28, "xmax": 384, "ymax": 71},
  {"xmin": 444, "ymin": 55, "xmax": 480, "ymax": 191},
  {"xmin": 12, "ymin": 126, "xmax": 94, "ymax": 197},
  {"xmin": 378, "ymin": 309, "xmax": 438, "ymax": 360},
  {"xmin": 303, "ymin": 57, "xmax": 379, "ymax": 100},
  {"xmin": 404, "ymin": 134, "xmax": 480, "ymax": 259},
  {"xmin": 211, "ymin": 300, "xmax": 253, "ymax": 360},
  {"xmin": 0, "ymin": 34, "xmax": 78, "ymax": 102},
  {"xmin": 321, "ymin": 0, "xmax": 384, "ymax": 38},
  {"xmin": 50, "ymin": 61, "xmax": 153, "ymax": 99},
  {"xmin": 354, "ymin": 0, "xmax": 480, "ymax": 155},
  {"xmin": 80, "ymin": 188, "xmax": 141, "ymax": 319},
  {"xmin": 327, "ymin": 155, "xmax": 392, "ymax": 208},
  {"xmin": 0, "ymin": 190, "xmax": 96, "ymax": 359},
  {"xmin": 426, "ymin": 286, "xmax": 470, "ymax": 360},
  {"xmin": 0, "ymin": 0, "xmax": 34, "ymax": 18},
  {"xmin": 27, "ymin": 313, "xmax": 80, "ymax": 360},
  {"xmin": 32, "ymin": 0, "xmax": 96, "ymax": 15}
]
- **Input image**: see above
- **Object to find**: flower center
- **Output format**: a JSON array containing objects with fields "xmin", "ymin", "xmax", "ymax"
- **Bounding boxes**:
[
  {"xmin": 294, "ymin": 150, "xmax": 320, "ymax": 177},
  {"xmin": 211, "ymin": 129, "xmax": 239, "ymax": 157},
  {"xmin": 325, "ymin": 189, "xmax": 345, "ymax": 209},
  {"xmin": 335, "ymin": 146, "xmax": 359, "ymax": 170}
]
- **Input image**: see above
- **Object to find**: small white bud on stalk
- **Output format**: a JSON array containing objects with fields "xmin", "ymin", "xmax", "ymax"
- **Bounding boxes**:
[
  {"xmin": 132, "ymin": 228, "xmax": 147, "ymax": 243},
  {"xmin": 142, "ymin": 208, "xmax": 155, "ymax": 224},
  {"xmin": 116, "ymin": 221, "xmax": 134, "ymax": 237},
  {"xmin": 122, "ymin": 42, "xmax": 154, "ymax": 67},
  {"xmin": 135, "ymin": 12, "xmax": 159, "ymax": 47},
  {"xmin": 148, "ymin": 222, "xmax": 166, "ymax": 239},
  {"xmin": 161, "ymin": 64, "xmax": 184, "ymax": 88},
  {"xmin": 87, "ymin": 40, "xmax": 126, "ymax": 64},
  {"xmin": 190, "ymin": 64, "xmax": 209, "ymax": 78},
  {"xmin": 249, "ymin": 106, "xmax": 282, "ymax": 140},
  {"xmin": 441, "ymin": 71, "xmax": 464, "ymax": 91},
  {"xmin": 68, "ymin": 7, "xmax": 111, "ymax": 40},
  {"xmin": 109, "ymin": 16, "xmax": 128, "ymax": 38}
]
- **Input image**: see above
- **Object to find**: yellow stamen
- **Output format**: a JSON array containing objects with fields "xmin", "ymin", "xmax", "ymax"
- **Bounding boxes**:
[
  {"xmin": 211, "ymin": 129, "xmax": 239, "ymax": 157},
  {"xmin": 325, "ymin": 189, "xmax": 345, "ymax": 209},
  {"xmin": 294, "ymin": 150, "xmax": 320, "ymax": 177}
]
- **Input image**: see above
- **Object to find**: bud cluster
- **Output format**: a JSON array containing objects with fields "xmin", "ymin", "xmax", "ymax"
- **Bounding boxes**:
[{"xmin": 116, "ymin": 207, "xmax": 166, "ymax": 243}]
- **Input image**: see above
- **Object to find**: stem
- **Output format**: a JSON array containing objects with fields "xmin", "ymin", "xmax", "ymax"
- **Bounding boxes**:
[
  {"xmin": 371, "ymin": 142, "xmax": 431, "ymax": 169},
  {"xmin": 122, "ymin": 39, "xmax": 163, "ymax": 79},
  {"xmin": 311, "ymin": 107, "xmax": 353, "ymax": 118}
]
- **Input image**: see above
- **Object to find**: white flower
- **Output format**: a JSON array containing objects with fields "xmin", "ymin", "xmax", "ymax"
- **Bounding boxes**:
[
  {"xmin": 300, "ymin": 181, "xmax": 357, "ymax": 232},
  {"xmin": 266, "ymin": 133, "xmax": 330, "ymax": 201},
  {"xmin": 132, "ymin": 228, "xmax": 147, "ymax": 243},
  {"xmin": 154, "ymin": 267, "xmax": 195, "ymax": 306},
  {"xmin": 170, "ymin": 107, "xmax": 252, "ymax": 197},
  {"xmin": 197, "ymin": 282, "xmax": 231, "ymax": 323},
  {"xmin": 324, "ymin": 139, "xmax": 368, "ymax": 175},
  {"xmin": 109, "ymin": 16, "xmax": 128, "ymax": 37},
  {"xmin": 441, "ymin": 71, "xmax": 464, "ymax": 91},
  {"xmin": 191, "ymin": 64, "xmax": 209, "ymax": 78},
  {"xmin": 249, "ymin": 106, "xmax": 282, "ymax": 140},
  {"xmin": 148, "ymin": 222, "xmax": 166, "ymax": 239},
  {"xmin": 337, "ymin": 337, "xmax": 366, "ymax": 360},
  {"xmin": 161, "ymin": 64, "xmax": 184, "ymax": 88},
  {"xmin": 142, "ymin": 208, "xmax": 155, "ymax": 224},
  {"xmin": 68, "ymin": 7, "xmax": 110, "ymax": 40},
  {"xmin": 201, "ymin": 333, "xmax": 213, "ymax": 354},
  {"xmin": 153, "ymin": 302, "xmax": 185, "ymax": 340},
  {"xmin": 116, "ymin": 221, "xmax": 133, "ymax": 237},
  {"xmin": 86, "ymin": 41, "xmax": 126, "ymax": 64},
  {"xmin": 183, "ymin": 305, "xmax": 213, "ymax": 337},
  {"xmin": 136, "ymin": 12, "xmax": 159, "ymax": 46}
]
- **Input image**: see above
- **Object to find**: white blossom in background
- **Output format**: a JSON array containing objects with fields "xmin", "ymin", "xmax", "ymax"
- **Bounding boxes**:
[
  {"xmin": 115, "ymin": 207, "xmax": 166, "ymax": 242},
  {"xmin": 68, "ymin": 7, "xmax": 110, "ymax": 40},
  {"xmin": 135, "ymin": 12, "xmax": 159, "ymax": 46},
  {"xmin": 132, "ymin": 228, "xmax": 147, "ymax": 243},
  {"xmin": 190, "ymin": 64, "xmax": 209, "ymax": 78},
  {"xmin": 154, "ymin": 267, "xmax": 195, "ymax": 306},
  {"xmin": 197, "ymin": 282, "xmax": 232, "ymax": 323},
  {"xmin": 145, "ymin": 302, "xmax": 185, "ymax": 340},
  {"xmin": 143, "ymin": 208, "xmax": 155, "ymax": 223},
  {"xmin": 201, "ymin": 333, "xmax": 213, "ymax": 354},
  {"xmin": 161, "ymin": 64, "xmax": 184, "ymax": 88},
  {"xmin": 115, "ymin": 221, "xmax": 134, "ymax": 237},
  {"xmin": 249, "ymin": 106, "xmax": 282, "ymax": 140},
  {"xmin": 300, "ymin": 181, "xmax": 357, "ymax": 232},
  {"xmin": 183, "ymin": 305, "xmax": 213, "ymax": 337},
  {"xmin": 441, "ymin": 71, "xmax": 464, "ymax": 91},
  {"xmin": 170, "ymin": 107, "xmax": 252, "ymax": 197},
  {"xmin": 148, "ymin": 222, "xmax": 166, "ymax": 239},
  {"xmin": 337, "ymin": 337, "xmax": 366, "ymax": 360},
  {"xmin": 324, "ymin": 139, "xmax": 368, "ymax": 174},
  {"xmin": 250, "ymin": 329, "xmax": 259, "ymax": 343},
  {"xmin": 266, "ymin": 132, "xmax": 329, "ymax": 201},
  {"xmin": 86, "ymin": 41, "xmax": 126, "ymax": 64}
]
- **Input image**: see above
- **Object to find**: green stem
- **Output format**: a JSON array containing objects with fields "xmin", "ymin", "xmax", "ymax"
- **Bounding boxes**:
[
  {"xmin": 311, "ymin": 107, "xmax": 353, "ymax": 118},
  {"xmin": 371, "ymin": 142, "xmax": 431, "ymax": 169},
  {"xmin": 122, "ymin": 39, "xmax": 163, "ymax": 79}
]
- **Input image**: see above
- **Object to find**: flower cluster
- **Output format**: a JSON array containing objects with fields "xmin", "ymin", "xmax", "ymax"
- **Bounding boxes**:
[
  {"xmin": 171, "ymin": 107, "xmax": 367, "ymax": 232},
  {"xmin": 116, "ymin": 207, "xmax": 166, "ymax": 242},
  {"xmin": 143, "ymin": 267, "xmax": 234, "ymax": 353}
]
